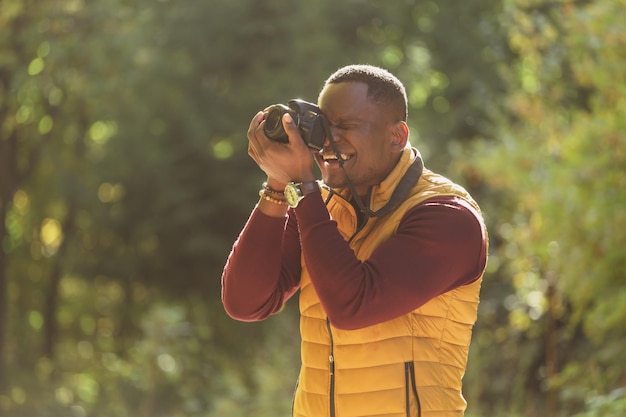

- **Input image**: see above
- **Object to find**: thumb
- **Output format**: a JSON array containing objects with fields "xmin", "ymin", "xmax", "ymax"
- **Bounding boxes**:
[
  {"xmin": 282, "ymin": 113, "xmax": 311, "ymax": 155},
  {"xmin": 282, "ymin": 113, "xmax": 301, "ymax": 139},
  {"xmin": 282, "ymin": 113, "xmax": 308, "ymax": 152}
]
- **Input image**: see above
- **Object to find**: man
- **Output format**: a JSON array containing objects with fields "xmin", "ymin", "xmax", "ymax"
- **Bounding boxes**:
[{"xmin": 221, "ymin": 64, "xmax": 488, "ymax": 417}]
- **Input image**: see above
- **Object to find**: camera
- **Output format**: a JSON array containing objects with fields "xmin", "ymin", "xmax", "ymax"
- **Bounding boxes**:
[{"xmin": 263, "ymin": 99, "xmax": 327, "ymax": 151}]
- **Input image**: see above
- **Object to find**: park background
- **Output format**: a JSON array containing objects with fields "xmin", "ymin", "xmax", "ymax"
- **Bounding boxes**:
[{"xmin": 1, "ymin": 0, "xmax": 625, "ymax": 416}]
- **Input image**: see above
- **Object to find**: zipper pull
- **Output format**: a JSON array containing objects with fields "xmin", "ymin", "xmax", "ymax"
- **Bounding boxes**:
[{"xmin": 329, "ymin": 354, "xmax": 335, "ymax": 374}]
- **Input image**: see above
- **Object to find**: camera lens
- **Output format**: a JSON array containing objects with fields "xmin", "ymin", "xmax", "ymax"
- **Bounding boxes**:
[{"xmin": 263, "ymin": 104, "xmax": 290, "ymax": 143}]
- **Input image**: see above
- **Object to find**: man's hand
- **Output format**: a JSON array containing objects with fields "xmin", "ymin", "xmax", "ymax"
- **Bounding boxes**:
[{"xmin": 247, "ymin": 111, "xmax": 317, "ymax": 187}]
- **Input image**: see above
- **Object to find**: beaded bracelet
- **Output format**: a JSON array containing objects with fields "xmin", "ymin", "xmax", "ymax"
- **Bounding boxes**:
[
  {"xmin": 259, "ymin": 189, "xmax": 287, "ymax": 205},
  {"xmin": 261, "ymin": 182, "xmax": 285, "ymax": 196}
]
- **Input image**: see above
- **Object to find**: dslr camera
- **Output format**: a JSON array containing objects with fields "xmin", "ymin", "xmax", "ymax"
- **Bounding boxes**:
[{"xmin": 263, "ymin": 99, "xmax": 327, "ymax": 151}]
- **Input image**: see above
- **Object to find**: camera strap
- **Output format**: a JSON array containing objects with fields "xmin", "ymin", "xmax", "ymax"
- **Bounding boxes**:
[{"xmin": 322, "ymin": 118, "xmax": 423, "ymax": 218}]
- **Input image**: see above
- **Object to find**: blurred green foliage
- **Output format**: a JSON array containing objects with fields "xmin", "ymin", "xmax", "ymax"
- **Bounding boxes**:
[{"xmin": 0, "ymin": 0, "xmax": 624, "ymax": 416}]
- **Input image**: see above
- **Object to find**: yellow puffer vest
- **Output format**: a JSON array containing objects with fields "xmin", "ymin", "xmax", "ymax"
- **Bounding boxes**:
[{"xmin": 293, "ymin": 148, "xmax": 486, "ymax": 417}]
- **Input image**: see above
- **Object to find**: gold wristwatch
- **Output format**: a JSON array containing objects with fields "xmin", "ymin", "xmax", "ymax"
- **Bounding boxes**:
[{"xmin": 284, "ymin": 181, "xmax": 320, "ymax": 208}]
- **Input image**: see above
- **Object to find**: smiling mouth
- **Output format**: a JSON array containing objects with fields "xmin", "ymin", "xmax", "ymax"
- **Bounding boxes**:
[{"xmin": 322, "ymin": 153, "xmax": 352, "ymax": 162}]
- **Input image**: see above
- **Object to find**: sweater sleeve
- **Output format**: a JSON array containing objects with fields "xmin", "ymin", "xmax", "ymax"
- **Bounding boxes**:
[
  {"xmin": 221, "ymin": 206, "xmax": 302, "ymax": 321},
  {"xmin": 295, "ymin": 193, "xmax": 487, "ymax": 330}
]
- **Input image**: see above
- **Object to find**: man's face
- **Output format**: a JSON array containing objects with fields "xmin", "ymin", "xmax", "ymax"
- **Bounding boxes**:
[{"xmin": 316, "ymin": 81, "xmax": 405, "ymax": 197}]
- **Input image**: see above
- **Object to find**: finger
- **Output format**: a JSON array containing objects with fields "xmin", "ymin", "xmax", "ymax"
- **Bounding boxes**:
[
  {"xmin": 247, "ymin": 111, "xmax": 265, "ymax": 140},
  {"xmin": 282, "ymin": 113, "xmax": 297, "ymax": 136},
  {"xmin": 248, "ymin": 131, "xmax": 262, "ymax": 162},
  {"xmin": 248, "ymin": 134, "xmax": 267, "ymax": 165},
  {"xmin": 282, "ymin": 113, "xmax": 307, "ymax": 150}
]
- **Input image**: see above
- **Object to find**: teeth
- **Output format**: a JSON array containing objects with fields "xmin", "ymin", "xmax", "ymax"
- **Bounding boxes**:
[{"xmin": 323, "ymin": 153, "xmax": 350, "ymax": 161}]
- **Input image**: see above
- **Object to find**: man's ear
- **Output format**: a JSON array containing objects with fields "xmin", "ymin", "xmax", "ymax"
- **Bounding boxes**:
[{"xmin": 390, "ymin": 121, "xmax": 409, "ymax": 150}]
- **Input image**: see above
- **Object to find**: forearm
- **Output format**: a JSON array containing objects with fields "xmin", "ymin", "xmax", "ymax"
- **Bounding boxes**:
[
  {"xmin": 221, "ymin": 207, "xmax": 300, "ymax": 321},
  {"xmin": 294, "ymin": 195, "xmax": 486, "ymax": 330}
]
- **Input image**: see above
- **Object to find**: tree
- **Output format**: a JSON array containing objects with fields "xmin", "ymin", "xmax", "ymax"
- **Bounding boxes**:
[
  {"xmin": 461, "ymin": 1, "xmax": 626, "ymax": 415},
  {"xmin": 12, "ymin": 0, "xmax": 614, "ymax": 415}
]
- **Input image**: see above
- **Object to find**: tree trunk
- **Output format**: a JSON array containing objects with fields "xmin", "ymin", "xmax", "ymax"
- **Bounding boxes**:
[
  {"xmin": 0, "ymin": 120, "xmax": 19, "ymax": 392},
  {"xmin": 545, "ymin": 282, "xmax": 558, "ymax": 416},
  {"xmin": 0, "ymin": 197, "xmax": 8, "ymax": 392}
]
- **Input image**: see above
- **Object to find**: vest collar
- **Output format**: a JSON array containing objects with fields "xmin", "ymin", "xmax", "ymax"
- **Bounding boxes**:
[
  {"xmin": 367, "ymin": 147, "xmax": 423, "ymax": 216},
  {"xmin": 323, "ymin": 146, "xmax": 424, "ymax": 218}
]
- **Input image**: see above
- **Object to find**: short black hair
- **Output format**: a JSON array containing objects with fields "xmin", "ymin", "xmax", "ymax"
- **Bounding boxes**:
[{"xmin": 322, "ymin": 64, "xmax": 408, "ymax": 121}]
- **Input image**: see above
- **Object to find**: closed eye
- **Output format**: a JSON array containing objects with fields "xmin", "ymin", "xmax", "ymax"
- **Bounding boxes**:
[{"xmin": 333, "ymin": 123, "xmax": 359, "ymax": 131}]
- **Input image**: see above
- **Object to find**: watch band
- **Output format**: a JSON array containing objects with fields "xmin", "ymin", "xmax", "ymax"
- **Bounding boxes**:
[{"xmin": 299, "ymin": 180, "xmax": 321, "ymax": 196}]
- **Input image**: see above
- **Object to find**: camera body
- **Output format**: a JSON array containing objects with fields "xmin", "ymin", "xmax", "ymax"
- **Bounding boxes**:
[{"xmin": 263, "ymin": 99, "xmax": 326, "ymax": 151}]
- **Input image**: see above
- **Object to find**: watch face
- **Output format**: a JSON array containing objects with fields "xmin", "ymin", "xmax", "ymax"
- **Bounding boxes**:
[{"xmin": 284, "ymin": 183, "xmax": 301, "ymax": 207}]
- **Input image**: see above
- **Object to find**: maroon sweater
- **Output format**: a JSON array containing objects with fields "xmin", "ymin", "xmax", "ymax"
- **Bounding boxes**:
[{"xmin": 221, "ymin": 191, "xmax": 487, "ymax": 330}]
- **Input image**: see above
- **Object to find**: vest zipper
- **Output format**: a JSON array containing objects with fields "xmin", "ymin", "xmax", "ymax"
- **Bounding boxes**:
[
  {"xmin": 347, "ymin": 209, "xmax": 371, "ymax": 245},
  {"xmin": 326, "ymin": 318, "xmax": 336, "ymax": 417},
  {"xmin": 404, "ymin": 361, "xmax": 421, "ymax": 417}
]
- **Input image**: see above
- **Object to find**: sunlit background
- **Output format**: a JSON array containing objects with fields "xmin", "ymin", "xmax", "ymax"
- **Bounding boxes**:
[{"xmin": 1, "ymin": 0, "xmax": 625, "ymax": 416}]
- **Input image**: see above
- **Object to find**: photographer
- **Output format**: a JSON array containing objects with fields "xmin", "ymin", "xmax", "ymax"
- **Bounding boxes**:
[{"xmin": 221, "ymin": 65, "xmax": 488, "ymax": 417}]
